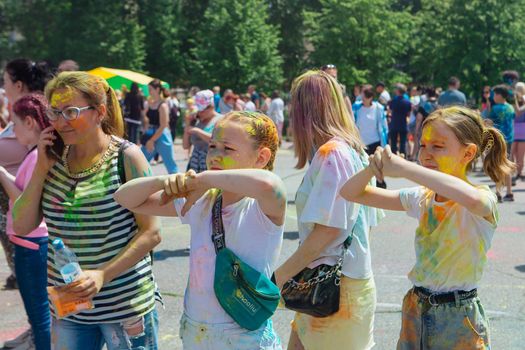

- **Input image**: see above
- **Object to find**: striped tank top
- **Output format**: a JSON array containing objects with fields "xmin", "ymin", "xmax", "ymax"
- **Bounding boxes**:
[{"xmin": 42, "ymin": 136, "xmax": 156, "ymax": 323}]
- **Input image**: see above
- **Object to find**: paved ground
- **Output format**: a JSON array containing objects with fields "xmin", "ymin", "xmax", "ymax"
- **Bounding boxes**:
[{"xmin": 2, "ymin": 141, "xmax": 525, "ymax": 349}]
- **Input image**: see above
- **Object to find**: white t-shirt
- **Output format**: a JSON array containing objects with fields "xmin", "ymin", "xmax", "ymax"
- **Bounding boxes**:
[
  {"xmin": 379, "ymin": 90, "xmax": 391, "ymax": 105},
  {"xmin": 399, "ymin": 185, "xmax": 498, "ymax": 292},
  {"xmin": 356, "ymin": 105, "xmax": 381, "ymax": 146},
  {"xmin": 295, "ymin": 137, "xmax": 384, "ymax": 279},
  {"xmin": 267, "ymin": 98, "xmax": 284, "ymax": 124},
  {"xmin": 174, "ymin": 193, "xmax": 284, "ymax": 323},
  {"xmin": 244, "ymin": 101, "xmax": 256, "ymax": 112}
]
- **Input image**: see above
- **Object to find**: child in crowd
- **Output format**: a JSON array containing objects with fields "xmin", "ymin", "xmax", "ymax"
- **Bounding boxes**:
[
  {"xmin": 0, "ymin": 94, "xmax": 50, "ymax": 349},
  {"xmin": 488, "ymin": 85, "xmax": 515, "ymax": 201},
  {"xmin": 340, "ymin": 106, "xmax": 513, "ymax": 349},
  {"xmin": 115, "ymin": 111, "xmax": 285, "ymax": 349},
  {"xmin": 275, "ymin": 70, "xmax": 381, "ymax": 350}
]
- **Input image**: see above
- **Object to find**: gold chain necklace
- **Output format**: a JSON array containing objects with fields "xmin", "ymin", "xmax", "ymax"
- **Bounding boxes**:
[{"xmin": 62, "ymin": 135, "xmax": 118, "ymax": 179}]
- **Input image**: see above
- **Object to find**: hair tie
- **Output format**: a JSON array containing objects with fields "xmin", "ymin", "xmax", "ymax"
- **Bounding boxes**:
[{"xmin": 482, "ymin": 129, "xmax": 494, "ymax": 152}]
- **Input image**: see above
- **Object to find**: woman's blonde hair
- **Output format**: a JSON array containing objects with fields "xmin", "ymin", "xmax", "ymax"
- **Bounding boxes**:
[
  {"xmin": 422, "ymin": 106, "xmax": 514, "ymax": 185},
  {"xmin": 290, "ymin": 70, "xmax": 364, "ymax": 168},
  {"xmin": 44, "ymin": 72, "xmax": 124, "ymax": 137},
  {"xmin": 218, "ymin": 111, "xmax": 279, "ymax": 171}
]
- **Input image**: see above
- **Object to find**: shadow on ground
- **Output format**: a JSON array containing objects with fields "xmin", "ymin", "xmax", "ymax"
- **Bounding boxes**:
[{"xmin": 153, "ymin": 249, "xmax": 190, "ymax": 261}]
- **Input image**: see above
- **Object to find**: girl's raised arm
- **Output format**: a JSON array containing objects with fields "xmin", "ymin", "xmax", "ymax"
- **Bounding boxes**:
[
  {"xmin": 378, "ymin": 146, "xmax": 494, "ymax": 218},
  {"xmin": 340, "ymin": 156, "xmax": 404, "ymax": 211},
  {"xmin": 175, "ymin": 169, "xmax": 286, "ymax": 225},
  {"xmin": 114, "ymin": 145, "xmax": 178, "ymax": 217}
]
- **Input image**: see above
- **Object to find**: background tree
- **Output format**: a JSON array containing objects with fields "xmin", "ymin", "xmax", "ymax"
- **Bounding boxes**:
[
  {"xmin": 7, "ymin": 0, "xmax": 146, "ymax": 71},
  {"xmin": 305, "ymin": 0, "xmax": 413, "ymax": 88},
  {"xmin": 137, "ymin": 0, "xmax": 183, "ymax": 83},
  {"xmin": 410, "ymin": 0, "xmax": 525, "ymax": 100},
  {"xmin": 191, "ymin": 0, "xmax": 283, "ymax": 92},
  {"xmin": 268, "ymin": 0, "xmax": 321, "ymax": 86},
  {"xmin": 1, "ymin": 0, "xmax": 524, "ymax": 100}
]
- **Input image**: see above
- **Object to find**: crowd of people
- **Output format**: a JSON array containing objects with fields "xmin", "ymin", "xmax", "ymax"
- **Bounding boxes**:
[{"xmin": 0, "ymin": 57, "xmax": 520, "ymax": 350}]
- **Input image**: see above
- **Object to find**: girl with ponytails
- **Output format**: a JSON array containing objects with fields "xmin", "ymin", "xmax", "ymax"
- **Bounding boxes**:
[{"xmin": 341, "ymin": 106, "xmax": 514, "ymax": 349}]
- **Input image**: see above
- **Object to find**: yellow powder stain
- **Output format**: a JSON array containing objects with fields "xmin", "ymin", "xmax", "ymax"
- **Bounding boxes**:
[
  {"xmin": 318, "ymin": 141, "xmax": 339, "ymax": 158},
  {"xmin": 421, "ymin": 125, "xmax": 433, "ymax": 142},
  {"xmin": 51, "ymin": 88, "xmax": 74, "ymax": 107},
  {"xmin": 435, "ymin": 155, "xmax": 462, "ymax": 175},
  {"xmin": 214, "ymin": 125, "xmax": 225, "ymax": 141},
  {"xmin": 245, "ymin": 124, "xmax": 256, "ymax": 136}
]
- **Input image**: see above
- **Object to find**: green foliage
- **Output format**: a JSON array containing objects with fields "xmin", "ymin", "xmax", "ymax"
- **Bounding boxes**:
[
  {"xmin": 6, "ymin": 0, "xmax": 146, "ymax": 71},
  {"xmin": 137, "ymin": 0, "xmax": 182, "ymax": 83},
  {"xmin": 409, "ymin": 0, "xmax": 525, "ymax": 99},
  {"xmin": 1, "ymin": 0, "xmax": 525, "ymax": 100},
  {"xmin": 191, "ymin": 0, "xmax": 284, "ymax": 92},
  {"xmin": 305, "ymin": 0, "xmax": 414, "ymax": 88},
  {"xmin": 267, "ymin": 0, "xmax": 321, "ymax": 85}
]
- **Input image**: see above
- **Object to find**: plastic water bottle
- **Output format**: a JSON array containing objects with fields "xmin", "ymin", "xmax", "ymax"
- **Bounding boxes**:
[{"xmin": 52, "ymin": 238, "xmax": 82, "ymax": 284}]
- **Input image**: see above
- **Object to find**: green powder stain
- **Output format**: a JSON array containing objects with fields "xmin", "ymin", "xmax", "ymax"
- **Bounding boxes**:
[{"xmin": 221, "ymin": 156, "xmax": 236, "ymax": 168}]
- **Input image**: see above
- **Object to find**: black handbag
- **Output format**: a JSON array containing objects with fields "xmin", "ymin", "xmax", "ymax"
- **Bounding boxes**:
[{"xmin": 281, "ymin": 222, "xmax": 356, "ymax": 318}]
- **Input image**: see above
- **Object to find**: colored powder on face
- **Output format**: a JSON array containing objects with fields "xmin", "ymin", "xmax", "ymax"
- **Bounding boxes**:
[
  {"xmin": 421, "ymin": 125, "xmax": 433, "ymax": 142},
  {"xmin": 50, "ymin": 89, "xmax": 74, "ymax": 107},
  {"xmin": 220, "ymin": 156, "xmax": 236, "ymax": 168},
  {"xmin": 435, "ymin": 155, "xmax": 463, "ymax": 175},
  {"xmin": 69, "ymin": 114, "xmax": 90, "ymax": 130},
  {"xmin": 213, "ymin": 125, "xmax": 225, "ymax": 141}
]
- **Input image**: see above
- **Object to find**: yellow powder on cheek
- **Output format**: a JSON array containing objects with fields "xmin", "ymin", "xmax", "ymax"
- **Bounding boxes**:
[{"xmin": 435, "ymin": 155, "xmax": 458, "ymax": 174}]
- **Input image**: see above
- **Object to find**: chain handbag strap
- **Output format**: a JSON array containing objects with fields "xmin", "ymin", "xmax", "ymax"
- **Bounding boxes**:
[
  {"xmin": 285, "ymin": 206, "xmax": 360, "ymax": 290},
  {"xmin": 211, "ymin": 191, "xmax": 226, "ymax": 254}
]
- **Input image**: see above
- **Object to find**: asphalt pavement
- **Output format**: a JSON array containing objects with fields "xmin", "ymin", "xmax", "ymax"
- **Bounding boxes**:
[{"xmin": 1, "ymin": 141, "xmax": 525, "ymax": 349}]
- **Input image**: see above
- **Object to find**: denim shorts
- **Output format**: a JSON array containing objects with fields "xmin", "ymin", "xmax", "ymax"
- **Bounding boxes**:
[
  {"xmin": 51, "ymin": 308, "xmax": 158, "ymax": 350},
  {"xmin": 179, "ymin": 313, "xmax": 281, "ymax": 350},
  {"xmin": 397, "ymin": 288, "xmax": 490, "ymax": 349}
]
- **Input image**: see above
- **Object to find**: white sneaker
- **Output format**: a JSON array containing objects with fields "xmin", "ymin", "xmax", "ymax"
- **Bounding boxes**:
[{"xmin": 2, "ymin": 329, "xmax": 32, "ymax": 349}]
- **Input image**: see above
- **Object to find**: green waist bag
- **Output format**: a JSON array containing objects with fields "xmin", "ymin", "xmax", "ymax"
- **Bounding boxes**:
[{"xmin": 211, "ymin": 193, "xmax": 280, "ymax": 331}]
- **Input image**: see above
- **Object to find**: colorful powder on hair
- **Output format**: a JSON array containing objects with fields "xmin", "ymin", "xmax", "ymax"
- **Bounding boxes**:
[{"xmin": 245, "ymin": 125, "xmax": 257, "ymax": 136}]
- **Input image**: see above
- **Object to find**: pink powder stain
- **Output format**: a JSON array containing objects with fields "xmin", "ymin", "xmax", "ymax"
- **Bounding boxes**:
[
  {"xmin": 486, "ymin": 250, "xmax": 497, "ymax": 260},
  {"xmin": 497, "ymin": 226, "xmax": 521, "ymax": 233},
  {"xmin": 0, "ymin": 326, "xmax": 29, "ymax": 343}
]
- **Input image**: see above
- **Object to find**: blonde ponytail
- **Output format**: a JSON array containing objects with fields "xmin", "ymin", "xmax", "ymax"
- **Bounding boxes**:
[
  {"xmin": 103, "ymin": 86, "xmax": 124, "ymax": 137},
  {"xmin": 482, "ymin": 127, "xmax": 515, "ymax": 185}
]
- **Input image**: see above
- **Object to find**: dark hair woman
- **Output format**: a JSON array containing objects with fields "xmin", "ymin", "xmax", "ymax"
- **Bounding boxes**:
[
  {"xmin": 123, "ymin": 82, "xmax": 144, "ymax": 144},
  {"xmin": 141, "ymin": 79, "xmax": 178, "ymax": 174},
  {"xmin": 0, "ymin": 58, "xmax": 51, "ymax": 314}
]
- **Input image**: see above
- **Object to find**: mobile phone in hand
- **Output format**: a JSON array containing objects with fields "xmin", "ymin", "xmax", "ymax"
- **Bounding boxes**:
[{"xmin": 46, "ymin": 130, "xmax": 65, "ymax": 160}]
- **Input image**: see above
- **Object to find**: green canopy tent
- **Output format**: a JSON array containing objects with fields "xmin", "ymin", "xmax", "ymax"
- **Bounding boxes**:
[{"xmin": 87, "ymin": 67, "xmax": 169, "ymax": 97}]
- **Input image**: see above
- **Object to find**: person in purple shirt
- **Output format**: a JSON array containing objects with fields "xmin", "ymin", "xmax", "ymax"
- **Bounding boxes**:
[{"xmin": 388, "ymin": 83, "xmax": 412, "ymax": 156}]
